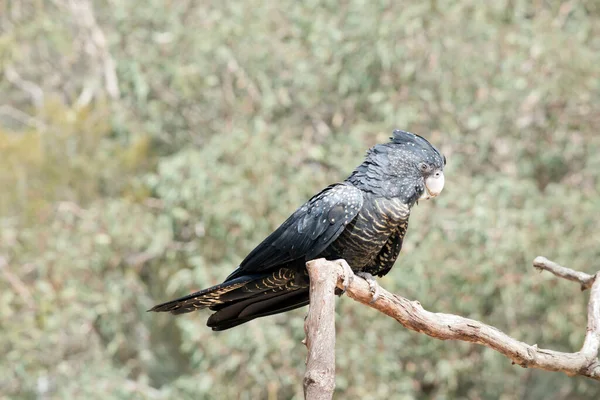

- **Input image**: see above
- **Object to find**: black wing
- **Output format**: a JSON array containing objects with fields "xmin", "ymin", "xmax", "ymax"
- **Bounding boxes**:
[
  {"xmin": 363, "ymin": 221, "xmax": 408, "ymax": 277},
  {"xmin": 226, "ymin": 183, "xmax": 364, "ymax": 280}
]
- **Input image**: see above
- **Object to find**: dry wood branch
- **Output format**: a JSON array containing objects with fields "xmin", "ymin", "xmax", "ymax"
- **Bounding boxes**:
[
  {"xmin": 303, "ymin": 259, "xmax": 339, "ymax": 400},
  {"xmin": 4, "ymin": 65, "xmax": 44, "ymax": 109},
  {"xmin": 57, "ymin": 0, "xmax": 120, "ymax": 103},
  {"xmin": 533, "ymin": 256, "xmax": 596, "ymax": 291},
  {"xmin": 303, "ymin": 257, "xmax": 600, "ymax": 391}
]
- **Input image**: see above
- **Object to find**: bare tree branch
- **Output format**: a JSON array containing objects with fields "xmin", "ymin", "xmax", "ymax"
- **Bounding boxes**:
[
  {"xmin": 4, "ymin": 65, "xmax": 44, "ymax": 109},
  {"xmin": 0, "ymin": 105, "xmax": 46, "ymax": 131},
  {"xmin": 303, "ymin": 257, "xmax": 600, "ymax": 393},
  {"xmin": 533, "ymin": 256, "xmax": 596, "ymax": 291},
  {"xmin": 303, "ymin": 259, "xmax": 339, "ymax": 400},
  {"xmin": 54, "ymin": 0, "xmax": 120, "ymax": 104}
]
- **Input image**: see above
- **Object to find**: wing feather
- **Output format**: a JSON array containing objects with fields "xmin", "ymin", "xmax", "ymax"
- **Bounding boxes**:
[{"xmin": 226, "ymin": 183, "xmax": 363, "ymax": 280}]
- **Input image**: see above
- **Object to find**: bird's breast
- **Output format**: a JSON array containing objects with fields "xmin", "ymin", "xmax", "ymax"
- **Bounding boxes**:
[{"xmin": 323, "ymin": 196, "xmax": 409, "ymax": 269}]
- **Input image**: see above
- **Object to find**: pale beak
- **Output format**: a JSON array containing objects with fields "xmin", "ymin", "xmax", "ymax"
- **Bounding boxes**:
[{"xmin": 420, "ymin": 171, "xmax": 445, "ymax": 200}]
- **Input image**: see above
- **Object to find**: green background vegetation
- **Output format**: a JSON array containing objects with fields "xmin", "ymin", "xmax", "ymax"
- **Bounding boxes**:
[{"xmin": 1, "ymin": 1, "xmax": 599, "ymax": 398}]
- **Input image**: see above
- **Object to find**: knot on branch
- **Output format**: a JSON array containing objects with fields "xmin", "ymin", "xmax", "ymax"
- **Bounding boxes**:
[{"xmin": 520, "ymin": 344, "xmax": 539, "ymax": 368}]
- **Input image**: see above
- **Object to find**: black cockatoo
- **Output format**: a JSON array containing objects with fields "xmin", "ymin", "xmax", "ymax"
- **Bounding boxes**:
[{"xmin": 150, "ymin": 130, "xmax": 446, "ymax": 330}]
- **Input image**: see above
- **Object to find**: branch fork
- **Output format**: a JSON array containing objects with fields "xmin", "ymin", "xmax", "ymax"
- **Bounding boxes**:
[{"xmin": 302, "ymin": 257, "xmax": 600, "ymax": 399}]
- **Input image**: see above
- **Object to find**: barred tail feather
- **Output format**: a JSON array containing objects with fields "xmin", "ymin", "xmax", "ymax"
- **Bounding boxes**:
[
  {"xmin": 148, "ymin": 266, "xmax": 311, "ymax": 328},
  {"xmin": 148, "ymin": 274, "xmax": 265, "ymax": 315}
]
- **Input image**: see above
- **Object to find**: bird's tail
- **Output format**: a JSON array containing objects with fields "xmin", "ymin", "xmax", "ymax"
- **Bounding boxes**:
[
  {"xmin": 149, "ymin": 267, "xmax": 310, "ymax": 331},
  {"xmin": 148, "ymin": 274, "xmax": 264, "ymax": 315}
]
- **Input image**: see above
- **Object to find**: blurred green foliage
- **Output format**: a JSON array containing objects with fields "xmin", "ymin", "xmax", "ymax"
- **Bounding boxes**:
[{"xmin": 1, "ymin": 0, "xmax": 600, "ymax": 399}]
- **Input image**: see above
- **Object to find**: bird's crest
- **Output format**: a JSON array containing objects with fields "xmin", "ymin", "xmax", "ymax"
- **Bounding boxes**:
[
  {"xmin": 390, "ymin": 129, "xmax": 432, "ymax": 147},
  {"xmin": 390, "ymin": 129, "xmax": 445, "ymax": 164}
]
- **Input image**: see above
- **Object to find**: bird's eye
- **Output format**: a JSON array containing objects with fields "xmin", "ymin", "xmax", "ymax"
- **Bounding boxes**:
[{"xmin": 419, "ymin": 162, "xmax": 430, "ymax": 172}]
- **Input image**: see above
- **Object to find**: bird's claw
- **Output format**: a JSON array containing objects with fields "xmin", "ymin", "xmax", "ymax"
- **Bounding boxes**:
[
  {"xmin": 357, "ymin": 272, "xmax": 380, "ymax": 304},
  {"xmin": 334, "ymin": 259, "xmax": 354, "ymax": 295}
]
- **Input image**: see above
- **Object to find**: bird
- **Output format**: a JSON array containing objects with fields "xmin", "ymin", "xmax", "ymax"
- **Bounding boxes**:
[{"xmin": 149, "ymin": 130, "xmax": 446, "ymax": 331}]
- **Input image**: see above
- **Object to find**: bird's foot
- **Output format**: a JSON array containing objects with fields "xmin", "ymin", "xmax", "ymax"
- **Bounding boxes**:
[
  {"xmin": 333, "ymin": 259, "xmax": 355, "ymax": 294},
  {"xmin": 356, "ymin": 272, "xmax": 380, "ymax": 304}
]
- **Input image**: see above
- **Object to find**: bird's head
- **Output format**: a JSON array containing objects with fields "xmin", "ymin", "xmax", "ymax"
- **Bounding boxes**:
[{"xmin": 348, "ymin": 130, "xmax": 446, "ymax": 206}]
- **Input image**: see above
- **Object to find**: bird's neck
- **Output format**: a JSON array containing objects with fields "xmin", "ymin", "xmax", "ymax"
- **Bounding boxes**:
[{"xmin": 346, "ymin": 172, "xmax": 420, "ymax": 207}]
